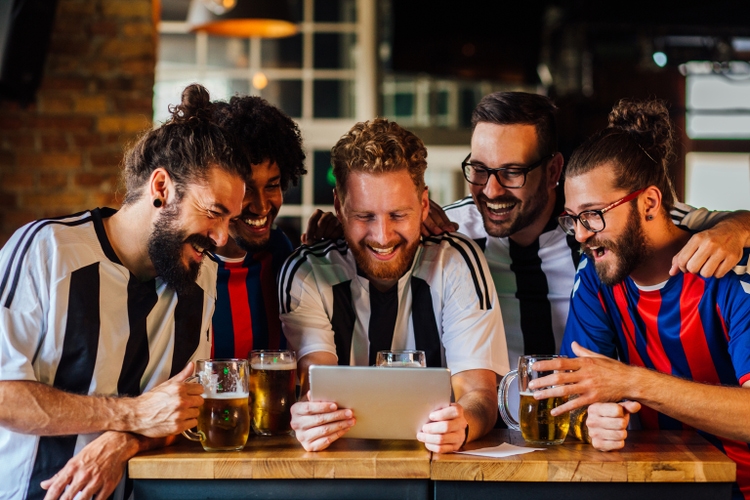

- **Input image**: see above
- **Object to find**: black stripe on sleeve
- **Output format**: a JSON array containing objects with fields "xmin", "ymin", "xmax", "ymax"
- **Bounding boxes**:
[
  {"xmin": 367, "ymin": 283, "xmax": 398, "ymax": 366},
  {"xmin": 442, "ymin": 196, "xmax": 474, "ymax": 212},
  {"xmin": 426, "ymin": 233, "xmax": 491, "ymax": 310},
  {"xmin": 411, "ymin": 277, "xmax": 442, "ymax": 367},
  {"xmin": 28, "ymin": 262, "xmax": 102, "ymax": 499},
  {"xmin": 171, "ymin": 283, "xmax": 205, "ymax": 377},
  {"xmin": 118, "ymin": 277, "xmax": 158, "ymax": 397},
  {"xmin": 331, "ymin": 281, "xmax": 355, "ymax": 365},
  {"xmin": 1, "ymin": 213, "xmax": 92, "ymax": 308},
  {"xmin": 509, "ymin": 238, "xmax": 557, "ymax": 355},
  {"xmin": 279, "ymin": 239, "xmax": 348, "ymax": 314}
]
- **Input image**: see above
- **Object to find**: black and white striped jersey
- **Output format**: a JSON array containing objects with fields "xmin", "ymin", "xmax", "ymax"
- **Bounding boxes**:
[
  {"xmin": 0, "ymin": 208, "xmax": 213, "ymax": 500},
  {"xmin": 444, "ymin": 191, "xmax": 720, "ymax": 366},
  {"xmin": 278, "ymin": 234, "xmax": 509, "ymax": 376}
]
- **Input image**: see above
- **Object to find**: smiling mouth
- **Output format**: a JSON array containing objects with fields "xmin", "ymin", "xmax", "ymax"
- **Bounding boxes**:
[
  {"xmin": 191, "ymin": 242, "xmax": 206, "ymax": 254},
  {"xmin": 244, "ymin": 216, "xmax": 268, "ymax": 226},
  {"xmin": 587, "ymin": 245, "xmax": 607, "ymax": 259},
  {"xmin": 485, "ymin": 200, "xmax": 517, "ymax": 214}
]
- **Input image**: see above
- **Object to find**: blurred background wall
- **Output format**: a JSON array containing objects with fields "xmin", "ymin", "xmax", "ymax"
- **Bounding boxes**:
[{"xmin": 1, "ymin": 0, "xmax": 749, "ymax": 246}]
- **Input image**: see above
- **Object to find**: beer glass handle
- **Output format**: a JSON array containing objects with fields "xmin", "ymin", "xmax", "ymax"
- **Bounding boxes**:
[
  {"xmin": 182, "ymin": 375, "xmax": 205, "ymax": 443},
  {"xmin": 498, "ymin": 369, "xmax": 520, "ymax": 431}
]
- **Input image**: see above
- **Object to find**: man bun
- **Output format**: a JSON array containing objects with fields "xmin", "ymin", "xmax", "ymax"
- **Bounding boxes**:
[{"xmin": 607, "ymin": 99, "xmax": 675, "ymax": 171}]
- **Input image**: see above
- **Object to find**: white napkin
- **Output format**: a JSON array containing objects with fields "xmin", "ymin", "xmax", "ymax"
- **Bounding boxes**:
[{"xmin": 456, "ymin": 442, "xmax": 545, "ymax": 458}]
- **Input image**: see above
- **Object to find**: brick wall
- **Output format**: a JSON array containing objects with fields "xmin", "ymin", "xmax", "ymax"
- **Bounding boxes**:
[{"xmin": 0, "ymin": 0, "xmax": 156, "ymax": 246}]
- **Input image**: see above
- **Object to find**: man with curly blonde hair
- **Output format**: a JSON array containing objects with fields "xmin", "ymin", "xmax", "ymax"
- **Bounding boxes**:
[{"xmin": 279, "ymin": 118, "xmax": 509, "ymax": 453}]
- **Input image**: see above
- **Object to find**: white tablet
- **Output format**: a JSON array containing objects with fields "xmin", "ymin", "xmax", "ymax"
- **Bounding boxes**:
[{"xmin": 308, "ymin": 365, "xmax": 452, "ymax": 440}]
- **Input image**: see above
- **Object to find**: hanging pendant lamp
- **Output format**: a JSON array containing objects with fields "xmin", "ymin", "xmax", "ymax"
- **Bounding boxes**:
[{"xmin": 187, "ymin": 0, "xmax": 298, "ymax": 38}]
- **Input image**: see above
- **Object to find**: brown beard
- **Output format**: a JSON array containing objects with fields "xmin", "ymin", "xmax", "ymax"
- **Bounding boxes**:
[
  {"xmin": 478, "ymin": 173, "xmax": 550, "ymax": 238},
  {"xmin": 345, "ymin": 235, "xmax": 421, "ymax": 284},
  {"xmin": 584, "ymin": 203, "xmax": 650, "ymax": 286}
]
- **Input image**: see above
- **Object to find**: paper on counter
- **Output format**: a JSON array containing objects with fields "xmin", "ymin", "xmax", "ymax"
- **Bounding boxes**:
[{"xmin": 456, "ymin": 442, "xmax": 545, "ymax": 458}]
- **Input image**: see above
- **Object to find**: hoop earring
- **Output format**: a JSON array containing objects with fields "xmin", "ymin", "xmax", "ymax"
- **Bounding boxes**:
[{"xmin": 153, "ymin": 198, "xmax": 163, "ymax": 208}]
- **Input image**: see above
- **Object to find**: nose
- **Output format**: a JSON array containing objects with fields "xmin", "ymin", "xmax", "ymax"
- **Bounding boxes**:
[
  {"xmin": 372, "ymin": 217, "xmax": 395, "ymax": 245},
  {"xmin": 249, "ymin": 191, "xmax": 270, "ymax": 216},
  {"xmin": 209, "ymin": 218, "xmax": 231, "ymax": 248},
  {"xmin": 573, "ymin": 219, "xmax": 595, "ymax": 243},
  {"xmin": 482, "ymin": 172, "xmax": 508, "ymax": 199}
]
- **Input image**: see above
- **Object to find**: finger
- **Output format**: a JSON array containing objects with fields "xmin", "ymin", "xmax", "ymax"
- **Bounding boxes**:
[
  {"xmin": 417, "ymin": 430, "xmax": 463, "ymax": 446},
  {"xmin": 293, "ymin": 401, "xmax": 338, "ymax": 415},
  {"xmin": 304, "ymin": 210, "xmax": 323, "ymax": 242},
  {"xmin": 304, "ymin": 426, "xmax": 351, "ymax": 451},
  {"xmin": 420, "ymin": 420, "xmax": 453, "ymax": 435},
  {"xmin": 428, "ymin": 405, "xmax": 460, "ymax": 422},
  {"xmin": 619, "ymin": 400, "xmax": 641, "ymax": 414},
  {"xmin": 591, "ymin": 436, "xmax": 626, "ymax": 452},
  {"xmin": 294, "ymin": 409, "xmax": 353, "ymax": 431},
  {"xmin": 422, "ymin": 215, "xmax": 444, "ymax": 236},
  {"xmin": 570, "ymin": 341, "xmax": 604, "ymax": 358}
]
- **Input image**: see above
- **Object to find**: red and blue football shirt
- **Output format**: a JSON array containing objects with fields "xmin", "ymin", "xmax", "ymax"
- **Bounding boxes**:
[
  {"xmin": 562, "ymin": 253, "xmax": 750, "ymax": 500},
  {"xmin": 211, "ymin": 229, "xmax": 293, "ymax": 358}
]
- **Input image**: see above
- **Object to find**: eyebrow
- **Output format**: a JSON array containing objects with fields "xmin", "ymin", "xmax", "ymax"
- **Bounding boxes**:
[{"xmin": 210, "ymin": 202, "xmax": 242, "ymax": 218}]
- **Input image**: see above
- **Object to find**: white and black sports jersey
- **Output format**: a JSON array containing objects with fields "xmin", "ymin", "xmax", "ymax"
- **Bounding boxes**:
[
  {"xmin": 278, "ymin": 234, "xmax": 509, "ymax": 376},
  {"xmin": 444, "ymin": 188, "xmax": 719, "ymax": 366},
  {"xmin": 0, "ymin": 208, "xmax": 213, "ymax": 500}
]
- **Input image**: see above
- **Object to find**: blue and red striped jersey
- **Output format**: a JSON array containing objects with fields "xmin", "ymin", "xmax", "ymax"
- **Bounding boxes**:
[
  {"xmin": 210, "ymin": 229, "xmax": 293, "ymax": 359},
  {"xmin": 563, "ymin": 253, "xmax": 750, "ymax": 500}
]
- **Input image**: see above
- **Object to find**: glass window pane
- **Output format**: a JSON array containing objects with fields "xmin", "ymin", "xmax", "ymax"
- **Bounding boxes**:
[
  {"xmin": 261, "ymin": 80, "xmax": 302, "ymax": 118},
  {"xmin": 261, "ymin": 34, "xmax": 303, "ymax": 68},
  {"xmin": 275, "ymin": 216, "xmax": 302, "ymax": 246},
  {"xmin": 460, "ymin": 88, "xmax": 478, "ymax": 129},
  {"xmin": 158, "ymin": 33, "xmax": 196, "ymax": 66},
  {"xmin": 685, "ymin": 153, "xmax": 750, "ymax": 210},
  {"xmin": 314, "ymin": 0, "xmax": 356, "ymax": 22},
  {"xmin": 314, "ymin": 33, "xmax": 356, "ymax": 69},
  {"xmin": 283, "ymin": 181, "xmax": 302, "ymax": 205},
  {"xmin": 394, "ymin": 93, "xmax": 414, "ymax": 117},
  {"xmin": 687, "ymin": 74, "xmax": 750, "ymax": 110},
  {"xmin": 313, "ymin": 150, "xmax": 335, "ymax": 205},
  {"xmin": 687, "ymin": 113, "xmax": 750, "ymax": 139},
  {"xmin": 314, "ymin": 80, "xmax": 354, "ymax": 118},
  {"xmin": 207, "ymin": 36, "xmax": 250, "ymax": 68}
]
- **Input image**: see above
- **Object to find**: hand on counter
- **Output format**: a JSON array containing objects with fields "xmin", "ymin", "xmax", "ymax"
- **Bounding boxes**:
[
  {"xmin": 290, "ymin": 392, "xmax": 356, "ymax": 451},
  {"xmin": 40, "ymin": 431, "xmax": 140, "ymax": 500},
  {"xmin": 417, "ymin": 402, "xmax": 468, "ymax": 453},
  {"xmin": 586, "ymin": 401, "xmax": 641, "ymax": 452}
]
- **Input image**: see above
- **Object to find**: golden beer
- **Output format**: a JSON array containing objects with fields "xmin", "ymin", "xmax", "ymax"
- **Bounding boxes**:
[
  {"xmin": 569, "ymin": 405, "xmax": 591, "ymax": 443},
  {"xmin": 197, "ymin": 392, "xmax": 250, "ymax": 451},
  {"xmin": 249, "ymin": 361, "xmax": 296, "ymax": 435},
  {"xmin": 519, "ymin": 392, "xmax": 570, "ymax": 445}
]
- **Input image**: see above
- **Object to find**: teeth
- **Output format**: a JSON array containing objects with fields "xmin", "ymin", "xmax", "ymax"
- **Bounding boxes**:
[
  {"xmin": 370, "ymin": 246, "xmax": 395, "ymax": 255},
  {"xmin": 191, "ymin": 243, "xmax": 205, "ymax": 254},
  {"xmin": 244, "ymin": 216, "xmax": 267, "ymax": 227},
  {"xmin": 486, "ymin": 201, "xmax": 515, "ymax": 210}
]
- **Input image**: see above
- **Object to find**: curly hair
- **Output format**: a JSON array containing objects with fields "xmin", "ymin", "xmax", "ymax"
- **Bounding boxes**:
[
  {"xmin": 122, "ymin": 84, "xmax": 245, "ymax": 205},
  {"xmin": 331, "ymin": 118, "xmax": 427, "ymax": 200},
  {"xmin": 565, "ymin": 98, "xmax": 677, "ymax": 212},
  {"xmin": 212, "ymin": 96, "xmax": 306, "ymax": 191}
]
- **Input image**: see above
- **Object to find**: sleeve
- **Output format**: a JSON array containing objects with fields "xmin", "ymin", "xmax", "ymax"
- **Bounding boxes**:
[
  {"xmin": 0, "ymin": 226, "xmax": 49, "ymax": 382},
  {"xmin": 722, "ymin": 273, "xmax": 750, "ymax": 385},
  {"xmin": 561, "ymin": 256, "xmax": 619, "ymax": 360},
  {"xmin": 439, "ymin": 236, "xmax": 510, "ymax": 376},
  {"xmin": 279, "ymin": 261, "xmax": 338, "ymax": 361},
  {"xmin": 671, "ymin": 201, "xmax": 731, "ymax": 230}
]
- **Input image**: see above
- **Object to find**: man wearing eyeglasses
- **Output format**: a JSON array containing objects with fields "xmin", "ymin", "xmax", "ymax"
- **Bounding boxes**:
[
  {"xmin": 527, "ymin": 98, "xmax": 750, "ymax": 500},
  {"xmin": 439, "ymin": 91, "xmax": 750, "ymax": 366}
]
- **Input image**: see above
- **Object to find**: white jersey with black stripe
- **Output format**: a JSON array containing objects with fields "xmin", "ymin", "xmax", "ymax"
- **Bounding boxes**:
[
  {"xmin": 278, "ymin": 234, "xmax": 509, "ymax": 377},
  {"xmin": 443, "ymin": 195, "xmax": 715, "ymax": 366},
  {"xmin": 0, "ymin": 208, "xmax": 213, "ymax": 500}
]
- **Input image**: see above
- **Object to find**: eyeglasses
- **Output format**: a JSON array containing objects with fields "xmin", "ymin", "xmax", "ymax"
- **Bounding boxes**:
[
  {"xmin": 461, "ymin": 153, "xmax": 555, "ymax": 188},
  {"xmin": 557, "ymin": 188, "xmax": 645, "ymax": 236}
]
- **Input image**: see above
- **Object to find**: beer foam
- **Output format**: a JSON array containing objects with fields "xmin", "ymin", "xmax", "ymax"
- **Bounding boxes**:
[
  {"xmin": 202, "ymin": 391, "xmax": 249, "ymax": 399},
  {"xmin": 250, "ymin": 361, "xmax": 296, "ymax": 370},
  {"xmin": 519, "ymin": 391, "xmax": 535, "ymax": 397}
]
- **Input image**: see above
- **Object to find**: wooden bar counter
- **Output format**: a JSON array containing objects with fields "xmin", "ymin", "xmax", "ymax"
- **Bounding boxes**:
[
  {"xmin": 432, "ymin": 429, "xmax": 736, "ymax": 500},
  {"xmin": 129, "ymin": 433, "xmax": 431, "ymax": 500},
  {"xmin": 129, "ymin": 430, "xmax": 735, "ymax": 500}
]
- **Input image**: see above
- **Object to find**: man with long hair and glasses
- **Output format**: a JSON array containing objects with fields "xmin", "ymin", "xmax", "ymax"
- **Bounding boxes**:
[{"xmin": 528, "ymin": 99, "xmax": 750, "ymax": 500}]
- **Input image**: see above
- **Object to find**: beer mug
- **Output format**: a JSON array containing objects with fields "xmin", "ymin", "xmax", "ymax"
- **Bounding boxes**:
[
  {"xmin": 376, "ymin": 350, "xmax": 426, "ymax": 367},
  {"xmin": 183, "ymin": 359, "xmax": 250, "ymax": 451},
  {"xmin": 499, "ymin": 355, "xmax": 570, "ymax": 445},
  {"xmin": 249, "ymin": 350, "xmax": 297, "ymax": 436}
]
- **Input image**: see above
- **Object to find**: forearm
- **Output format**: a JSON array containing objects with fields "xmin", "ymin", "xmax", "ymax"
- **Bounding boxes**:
[
  {"xmin": 456, "ymin": 387, "xmax": 497, "ymax": 442},
  {"xmin": 715, "ymin": 210, "xmax": 750, "ymax": 247},
  {"xmin": 0, "ymin": 380, "xmax": 138, "ymax": 435},
  {"xmin": 627, "ymin": 367, "xmax": 750, "ymax": 442}
]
